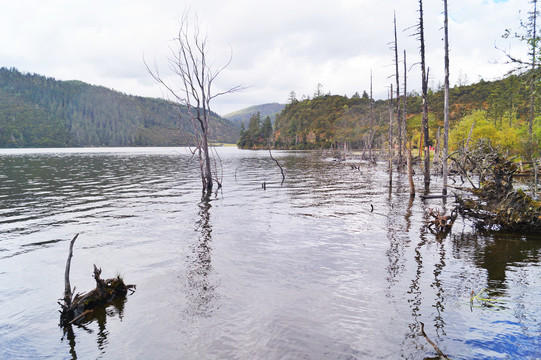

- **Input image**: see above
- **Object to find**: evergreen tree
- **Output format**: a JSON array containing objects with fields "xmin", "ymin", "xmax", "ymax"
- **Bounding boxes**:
[
  {"xmin": 261, "ymin": 116, "xmax": 273, "ymax": 142},
  {"xmin": 247, "ymin": 112, "xmax": 262, "ymax": 146}
]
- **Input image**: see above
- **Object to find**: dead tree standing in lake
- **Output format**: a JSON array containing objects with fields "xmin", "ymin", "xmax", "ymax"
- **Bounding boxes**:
[
  {"xmin": 417, "ymin": 0, "xmax": 430, "ymax": 190},
  {"xmin": 145, "ymin": 13, "xmax": 242, "ymax": 194},
  {"xmin": 388, "ymin": 84, "xmax": 394, "ymax": 185},
  {"xmin": 442, "ymin": 0, "xmax": 451, "ymax": 196},
  {"xmin": 369, "ymin": 71, "xmax": 375, "ymax": 163},
  {"xmin": 402, "ymin": 50, "xmax": 408, "ymax": 167},
  {"xmin": 393, "ymin": 12, "xmax": 403, "ymax": 169}
]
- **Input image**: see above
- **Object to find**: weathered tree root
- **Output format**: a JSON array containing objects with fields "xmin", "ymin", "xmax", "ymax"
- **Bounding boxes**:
[
  {"xmin": 426, "ymin": 208, "xmax": 457, "ymax": 235},
  {"xmin": 457, "ymin": 182, "xmax": 541, "ymax": 231},
  {"xmin": 451, "ymin": 141, "xmax": 541, "ymax": 232},
  {"xmin": 59, "ymin": 234, "xmax": 135, "ymax": 326}
]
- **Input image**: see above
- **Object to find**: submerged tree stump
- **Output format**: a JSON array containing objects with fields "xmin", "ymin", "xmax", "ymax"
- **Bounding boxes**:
[
  {"xmin": 426, "ymin": 207, "xmax": 457, "ymax": 235},
  {"xmin": 60, "ymin": 234, "xmax": 135, "ymax": 325}
]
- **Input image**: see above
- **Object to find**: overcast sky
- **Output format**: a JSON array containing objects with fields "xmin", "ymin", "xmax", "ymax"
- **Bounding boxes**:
[{"xmin": 0, "ymin": 0, "xmax": 533, "ymax": 115}]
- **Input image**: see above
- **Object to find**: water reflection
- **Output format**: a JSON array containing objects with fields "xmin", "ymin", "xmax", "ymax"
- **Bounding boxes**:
[
  {"xmin": 451, "ymin": 232, "xmax": 541, "ymax": 293},
  {"xmin": 385, "ymin": 175, "xmax": 410, "ymax": 287},
  {"xmin": 61, "ymin": 297, "xmax": 127, "ymax": 359},
  {"xmin": 185, "ymin": 193, "xmax": 217, "ymax": 318},
  {"xmin": 388, "ymin": 193, "xmax": 452, "ymax": 358},
  {"xmin": 2, "ymin": 148, "xmax": 541, "ymax": 358},
  {"xmin": 405, "ymin": 228, "xmax": 428, "ymax": 350},
  {"xmin": 404, "ymin": 195, "xmax": 414, "ymax": 233},
  {"xmin": 432, "ymin": 238, "xmax": 447, "ymax": 338}
]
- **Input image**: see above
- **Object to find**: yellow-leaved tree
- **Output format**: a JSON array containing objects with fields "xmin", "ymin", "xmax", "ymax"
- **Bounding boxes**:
[{"xmin": 449, "ymin": 110, "xmax": 520, "ymax": 154}]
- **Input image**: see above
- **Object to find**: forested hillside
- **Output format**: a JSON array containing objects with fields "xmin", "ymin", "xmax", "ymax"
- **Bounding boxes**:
[
  {"xmin": 224, "ymin": 103, "xmax": 285, "ymax": 125},
  {"xmin": 260, "ymin": 71, "xmax": 540, "ymax": 158},
  {"xmin": 0, "ymin": 67, "xmax": 239, "ymax": 147}
]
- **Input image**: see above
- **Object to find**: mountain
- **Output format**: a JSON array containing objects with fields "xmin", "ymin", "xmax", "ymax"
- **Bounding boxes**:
[
  {"xmin": 224, "ymin": 103, "xmax": 285, "ymax": 125},
  {"xmin": 0, "ymin": 67, "xmax": 240, "ymax": 147}
]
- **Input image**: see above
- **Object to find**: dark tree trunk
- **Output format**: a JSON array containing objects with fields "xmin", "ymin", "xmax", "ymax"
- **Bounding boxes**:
[
  {"xmin": 419, "ymin": 0, "xmax": 430, "ymax": 190},
  {"xmin": 394, "ymin": 13, "xmax": 402, "ymax": 169},
  {"xmin": 443, "ymin": 0, "xmax": 450, "ymax": 195}
]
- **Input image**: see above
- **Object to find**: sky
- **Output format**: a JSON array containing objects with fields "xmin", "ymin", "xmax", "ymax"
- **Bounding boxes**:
[{"xmin": 0, "ymin": 0, "xmax": 533, "ymax": 116}]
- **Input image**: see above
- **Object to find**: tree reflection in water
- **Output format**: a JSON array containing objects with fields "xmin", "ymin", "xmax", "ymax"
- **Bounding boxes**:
[
  {"xmin": 451, "ymin": 232, "xmax": 541, "ymax": 294},
  {"xmin": 385, "ymin": 176, "xmax": 410, "ymax": 288},
  {"xmin": 61, "ymin": 296, "xmax": 127, "ymax": 359},
  {"xmin": 386, "ymin": 193, "xmax": 450, "ymax": 358},
  {"xmin": 185, "ymin": 193, "xmax": 217, "ymax": 318},
  {"xmin": 432, "ymin": 233, "xmax": 447, "ymax": 338},
  {"xmin": 405, "ymin": 225, "xmax": 429, "ymax": 349},
  {"xmin": 398, "ymin": 195, "xmax": 541, "ymax": 358}
]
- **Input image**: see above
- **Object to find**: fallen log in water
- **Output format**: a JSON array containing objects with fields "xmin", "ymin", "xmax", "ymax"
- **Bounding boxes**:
[
  {"xmin": 420, "ymin": 194, "xmax": 457, "ymax": 199},
  {"xmin": 59, "ymin": 234, "xmax": 135, "ymax": 325},
  {"xmin": 420, "ymin": 322, "xmax": 450, "ymax": 360}
]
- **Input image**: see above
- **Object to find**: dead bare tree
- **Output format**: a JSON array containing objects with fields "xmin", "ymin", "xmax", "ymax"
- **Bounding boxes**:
[
  {"xmin": 417, "ymin": 0, "xmax": 431, "ymax": 190},
  {"xmin": 393, "ymin": 12, "xmax": 403, "ymax": 169},
  {"xmin": 145, "ymin": 13, "xmax": 242, "ymax": 194},
  {"xmin": 369, "ymin": 71, "xmax": 375, "ymax": 163},
  {"xmin": 403, "ymin": 50, "xmax": 408, "ymax": 161},
  {"xmin": 389, "ymin": 84, "xmax": 394, "ymax": 184},
  {"xmin": 443, "ymin": 0, "xmax": 450, "ymax": 196}
]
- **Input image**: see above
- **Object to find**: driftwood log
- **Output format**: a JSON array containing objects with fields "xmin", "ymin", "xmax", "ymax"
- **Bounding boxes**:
[
  {"xmin": 268, "ymin": 143, "xmax": 285, "ymax": 185},
  {"xmin": 420, "ymin": 322, "xmax": 450, "ymax": 360},
  {"xmin": 59, "ymin": 234, "xmax": 135, "ymax": 325}
]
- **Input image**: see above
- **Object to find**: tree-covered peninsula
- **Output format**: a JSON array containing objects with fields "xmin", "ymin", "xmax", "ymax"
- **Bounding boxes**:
[{"xmin": 241, "ymin": 71, "xmax": 541, "ymax": 160}]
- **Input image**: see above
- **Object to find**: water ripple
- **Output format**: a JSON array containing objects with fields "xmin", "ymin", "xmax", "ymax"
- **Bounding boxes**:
[{"xmin": 1, "ymin": 148, "xmax": 540, "ymax": 359}]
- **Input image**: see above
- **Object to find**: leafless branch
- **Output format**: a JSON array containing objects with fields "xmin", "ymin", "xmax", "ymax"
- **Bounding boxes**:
[{"xmin": 144, "ymin": 11, "xmax": 242, "ymax": 193}]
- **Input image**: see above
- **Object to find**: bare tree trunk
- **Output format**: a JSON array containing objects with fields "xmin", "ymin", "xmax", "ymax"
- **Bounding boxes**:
[
  {"xmin": 63, "ymin": 234, "xmax": 79, "ymax": 309},
  {"xmin": 443, "ymin": 0, "xmax": 450, "ymax": 196},
  {"xmin": 530, "ymin": 0, "xmax": 538, "ymax": 136},
  {"xmin": 434, "ymin": 128, "xmax": 441, "ymax": 165},
  {"xmin": 201, "ymin": 126, "xmax": 213, "ymax": 193},
  {"xmin": 462, "ymin": 121, "xmax": 476, "ymax": 166},
  {"xmin": 394, "ymin": 13, "xmax": 403, "ymax": 169},
  {"xmin": 531, "ymin": 159, "xmax": 538, "ymax": 198},
  {"xmin": 419, "ymin": 0, "xmax": 430, "ymax": 190},
  {"xmin": 268, "ymin": 141, "xmax": 285, "ymax": 184},
  {"xmin": 389, "ymin": 84, "xmax": 393, "ymax": 184},
  {"xmin": 369, "ymin": 71, "xmax": 375, "ymax": 163},
  {"xmin": 403, "ymin": 50, "xmax": 408, "ymax": 164},
  {"xmin": 145, "ymin": 13, "xmax": 242, "ymax": 195}
]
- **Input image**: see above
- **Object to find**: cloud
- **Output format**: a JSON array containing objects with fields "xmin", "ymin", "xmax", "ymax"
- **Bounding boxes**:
[{"xmin": 0, "ymin": 0, "xmax": 534, "ymax": 115}]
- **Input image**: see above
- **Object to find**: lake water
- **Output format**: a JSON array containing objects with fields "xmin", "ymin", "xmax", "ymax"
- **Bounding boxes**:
[{"xmin": 0, "ymin": 147, "xmax": 540, "ymax": 359}]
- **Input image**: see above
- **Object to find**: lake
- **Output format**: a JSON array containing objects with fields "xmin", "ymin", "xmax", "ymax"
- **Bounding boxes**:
[{"xmin": 0, "ymin": 147, "xmax": 540, "ymax": 359}]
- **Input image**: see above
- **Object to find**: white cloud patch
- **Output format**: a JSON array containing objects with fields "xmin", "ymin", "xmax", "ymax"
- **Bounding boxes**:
[{"xmin": 0, "ymin": 0, "xmax": 535, "ymax": 115}]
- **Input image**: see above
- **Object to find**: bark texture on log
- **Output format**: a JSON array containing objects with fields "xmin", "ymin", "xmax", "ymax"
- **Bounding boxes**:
[{"xmin": 453, "ymin": 141, "xmax": 541, "ymax": 232}]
